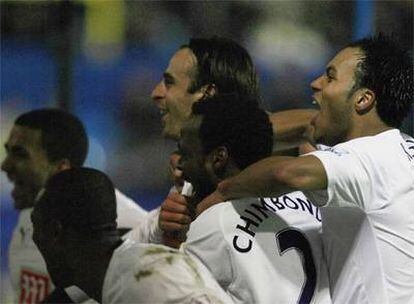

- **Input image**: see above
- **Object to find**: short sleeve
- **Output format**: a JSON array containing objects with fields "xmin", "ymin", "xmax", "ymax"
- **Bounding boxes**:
[{"xmin": 305, "ymin": 147, "xmax": 371, "ymax": 210}]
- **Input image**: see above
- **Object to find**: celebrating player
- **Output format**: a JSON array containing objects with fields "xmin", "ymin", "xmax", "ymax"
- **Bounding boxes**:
[
  {"xmin": 31, "ymin": 167, "xmax": 232, "ymax": 304},
  {"xmin": 151, "ymin": 37, "xmax": 317, "ymax": 245},
  {"xmin": 174, "ymin": 95, "xmax": 331, "ymax": 303},
  {"xmin": 1, "ymin": 109, "xmax": 147, "ymax": 303},
  {"xmin": 199, "ymin": 34, "xmax": 414, "ymax": 303}
]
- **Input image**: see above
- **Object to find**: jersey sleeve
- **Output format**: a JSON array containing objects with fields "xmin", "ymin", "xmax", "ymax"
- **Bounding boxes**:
[
  {"xmin": 115, "ymin": 189, "xmax": 148, "ymax": 229},
  {"xmin": 122, "ymin": 208, "xmax": 163, "ymax": 243},
  {"xmin": 183, "ymin": 203, "xmax": 234, "ymax": 290},
  {"xmin": 305, "ymin": 147, "xmax": 371, "ymax": 210}
]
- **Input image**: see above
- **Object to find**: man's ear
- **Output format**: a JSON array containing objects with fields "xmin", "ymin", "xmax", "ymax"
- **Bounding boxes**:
[
  {"xmin": 55, "ymin": 158, "xmax": 71, "ymax": 173},
  {"xmin": 200, "ymin": 84, "xmax": 217, "ymax": 100},
  {"xmin": 354, "ymin": 89, "xmax": 376, "ymax": 114},
  {"xmin": 210, "ymin": 146, "xmax": 229, "ymax": 172}
]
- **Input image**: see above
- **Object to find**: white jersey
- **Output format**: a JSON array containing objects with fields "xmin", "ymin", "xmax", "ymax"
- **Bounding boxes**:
[
  {"xmin": 8, "ymin": 189, "xmax": 147, "ymax": 304},
  {"xmin": 183, "ymin": 191, "xmax": 331, "ymax": 304},
  {"xmin": 123, "ymin": 208, "xmax": 164, "ymax": 244},
  {"xmin": 124, "ymin": 185, "xmax": 186, "ymax": 244},
  {"xmin": 305, "ymin": 129, "xmax": 414, "ymax": 303},
  {"xmin": 102, "ymin": 239, "xmax": 232, "ymax": 304},
  {"xmin": 114, "ymin": 189, "xmax": 148, "ymax": 229}
]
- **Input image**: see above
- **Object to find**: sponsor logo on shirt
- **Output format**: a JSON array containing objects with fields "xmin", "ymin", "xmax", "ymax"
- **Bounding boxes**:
[{"xmin": 19, "ymin": 269, "xmax": 50, "ymax": 304}]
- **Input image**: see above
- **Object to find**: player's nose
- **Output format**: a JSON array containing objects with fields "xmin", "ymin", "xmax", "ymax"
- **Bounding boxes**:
[
  {"xmin": 151, "ymin": 81, "xmax": 165, "ymax": 105},
  {"xmin": 310, "ymin": 75, "xmax": 323, "ymax": 92},
  {"xmin": 1, "ymin": 155, "xmax": 13, "ymax": 175}
]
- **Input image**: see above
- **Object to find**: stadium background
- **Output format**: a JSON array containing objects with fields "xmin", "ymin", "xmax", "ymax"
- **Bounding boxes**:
[{"xmin": 1, "ymin": 1, "xmax": 413, "ymax": 301}]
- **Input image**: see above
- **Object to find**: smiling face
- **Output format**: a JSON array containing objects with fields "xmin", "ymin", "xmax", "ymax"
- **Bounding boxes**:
[
  {"xmin": 310, "ymin": 47, "xmax": 362, "ymax": 146},
  {"xmin": 1, "ymin": 125, "xmax": 59, "ymax": 209},
  {"xmin": 151, "ymin": 48, "xmax": 205, "ymax": 140}
]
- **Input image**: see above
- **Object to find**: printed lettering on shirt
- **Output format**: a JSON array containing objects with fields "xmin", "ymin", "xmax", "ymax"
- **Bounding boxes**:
[
  {"xmin": 232, "ymin": 194, "xmax": 321, "ymax": 253},
  {"xmin": 19, "ymin": 269, "xmax": 50, "ymax": 304},
  {"xmin": 401, "ymin": 138, "xmax": 414, "ymax": 161}
]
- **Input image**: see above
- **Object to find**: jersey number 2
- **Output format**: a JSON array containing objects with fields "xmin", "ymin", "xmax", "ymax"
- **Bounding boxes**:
[{"xmin": 276, "ymin": 229, "xmax": 317, "ymax": 304}]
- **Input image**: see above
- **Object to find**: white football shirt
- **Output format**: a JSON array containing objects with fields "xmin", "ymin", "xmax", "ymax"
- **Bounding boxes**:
[
  {"xmin": 102, "ymin": 239, "xmax": 232, "ymax": 304},
  {"xmin": 8, "ymin": 189, "xmax": 147, "ymax": 304},
  {"xmin": 305, "ymin": 129, "xmax": 414, "ymax": 303},
  {"xmin": 183, "ymin": 191, "xmax": 331, "ymax": 304}
]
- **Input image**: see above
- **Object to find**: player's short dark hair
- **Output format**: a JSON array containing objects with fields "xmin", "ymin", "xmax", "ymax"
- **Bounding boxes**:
[
  {"xmin": 192, "ymin": 96, "xmax": 273, "ymax": 169},
  {"xmin": 182, "ymin": 37, "xmax": 260, "ymax": 102},
  {"xmin": 36, "ymin": 167, "xmax": 117, "ymax": 235},
  {"xmin": 15, "ymin": 109, "xmax": 88, "ymax": 167},
  {"xmin": 347, "ymin": 34, "xmax": 414, "ymax": 127}
]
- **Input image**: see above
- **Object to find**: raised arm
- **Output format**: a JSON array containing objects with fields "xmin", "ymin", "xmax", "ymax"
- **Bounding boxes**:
[{"xmin": 269, "ymin": 109, "xmax": 317, "ymax": 151}]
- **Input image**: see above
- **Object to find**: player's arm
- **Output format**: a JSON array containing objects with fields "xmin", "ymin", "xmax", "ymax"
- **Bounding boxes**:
[
  {"xmin": 269, "ymin": 109, "xmax": 317, "ymax": 151},
  {"xmin": 197, "ymin": 155, "xmax": 327, "ymax": 214}
]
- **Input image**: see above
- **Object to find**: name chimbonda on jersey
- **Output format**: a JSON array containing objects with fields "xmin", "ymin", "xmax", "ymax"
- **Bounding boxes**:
[{"xmin": 233, "ymin": 193, "xmax": 321, "ymax": 253}]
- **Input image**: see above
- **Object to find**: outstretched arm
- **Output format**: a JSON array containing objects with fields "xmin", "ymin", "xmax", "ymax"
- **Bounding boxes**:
[
  {"xmin": 197, "ymin": 154, "xmax": 327, "ymax": 215},
  {"xmin": 269, "ymin": 109, "xmax": 317, "ymax": 151}
]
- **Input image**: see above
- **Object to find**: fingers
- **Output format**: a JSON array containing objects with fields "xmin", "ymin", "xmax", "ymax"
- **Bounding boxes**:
[
  {"xmin": 161, "ymin": 193, "xmax": 189, "ymax": 213},
  {"xmin": 159, "ymin": 192, "xmax": 191, "ymax": 233},
  {"xmin": 159, "ymin": 210, "xmax": 191, "ymax": 231},
  {"xmin": 159, "ymin": 192, "xmax": 190, "ymax": 248}
]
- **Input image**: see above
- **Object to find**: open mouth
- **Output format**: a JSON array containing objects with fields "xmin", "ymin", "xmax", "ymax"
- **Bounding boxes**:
[{"xmin": 311, "ymin": 96, "xmax": 320, "ymax": 108}]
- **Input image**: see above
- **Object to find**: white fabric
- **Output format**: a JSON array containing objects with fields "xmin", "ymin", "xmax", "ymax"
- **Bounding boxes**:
[
  {"xmin": 102, "ymin": 239, "xmax": 232, "ymax": 304},
  {"xmin": 183, "ymin": 191, "xmax": 331, "ymax": 304},
  {"xmin": 123, "ymin": 207, "xmax": 164, "ymax": 243},
  {"xmin": 64, "ymin": 286, "xmax": 90, "ymax": 303},
  {"xmin": 8, "ymin": 189, "xmax": 147, "ymax": 304},
  {"xmin": 9, "ymin": 208, "xmax": 52, "ymax": 304},
  {"xmin": 305, "ymin": 129, "xmax": 414, "ymax": 304},
  {"xmin": 114, "ymin": 189, "xmax": 148, "ymax": 228}
]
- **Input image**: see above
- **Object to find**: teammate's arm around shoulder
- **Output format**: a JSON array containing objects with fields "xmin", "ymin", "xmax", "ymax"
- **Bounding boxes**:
[{"xmin": 198, "ymin": 155, "xmax": 327, "ymax": 213}]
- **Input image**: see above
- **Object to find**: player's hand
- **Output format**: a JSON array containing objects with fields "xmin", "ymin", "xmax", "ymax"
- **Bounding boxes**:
[
  {"xmin": 159, "ymin": 192, "xmax": 191, "ymax": 248},
  {"xmin": 169, "ymin": 151, "xmax": 184, "ymax": 193},
  {"xmin": 298, "ymin": 142, "xmax": 317, "ymax": 155},
  {"xmin": 196, "ymin": 190, "xmax": 226, "ymax": 217}
]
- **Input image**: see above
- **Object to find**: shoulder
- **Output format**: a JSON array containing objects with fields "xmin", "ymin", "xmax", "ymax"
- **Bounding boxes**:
[{"xmin": 115, "ymin": 189, "xmax": 148, "ymax": 229}]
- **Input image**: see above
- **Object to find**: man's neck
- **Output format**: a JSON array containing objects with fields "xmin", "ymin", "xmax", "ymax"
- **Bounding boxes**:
[
  {"xmin": 346, "ymin": 113, "xmax": 394, "ymax": 141},
  {"xmin": 347, "ymin": 125, "xmax": 394, "ymax": 141},
  {"xmin": 73, "ymin": 241, "xmax": 121, "ymax": 302}
]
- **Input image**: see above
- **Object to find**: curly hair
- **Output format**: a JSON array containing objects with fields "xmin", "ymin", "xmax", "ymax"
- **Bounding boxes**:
[{"xmin": 192, "ymin": 96, "xmax": 273, "ymax": 169}]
